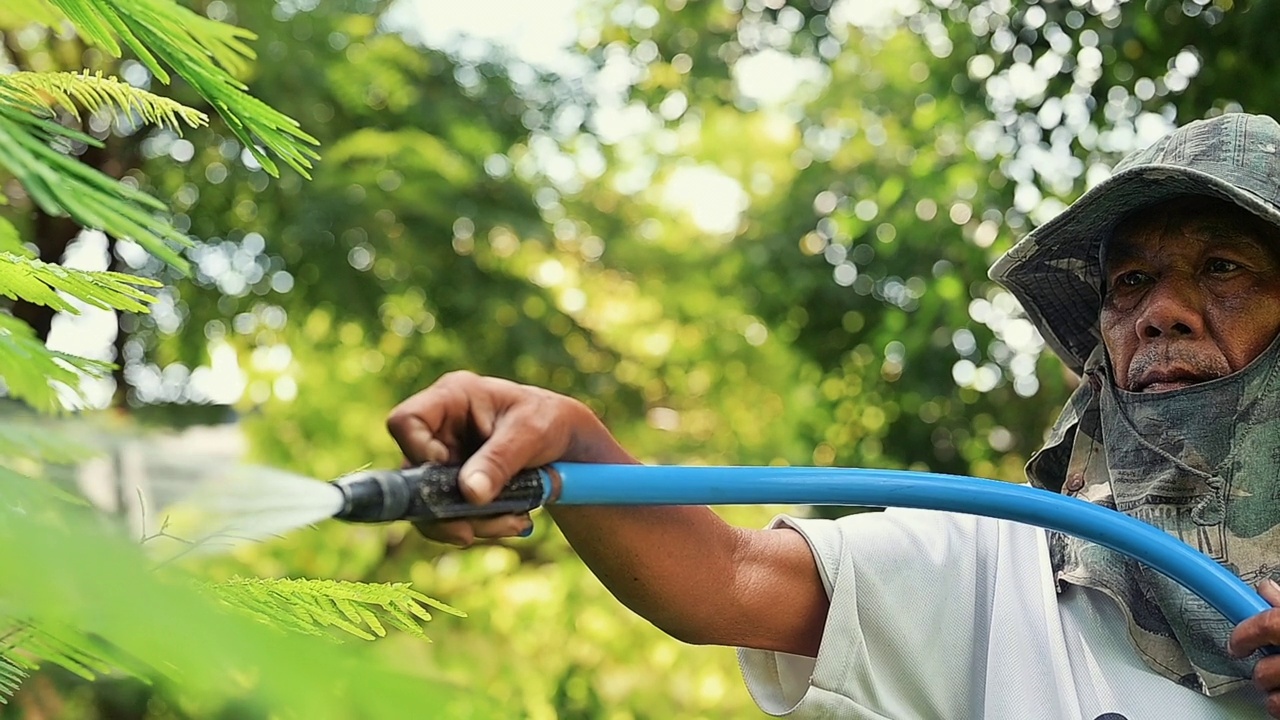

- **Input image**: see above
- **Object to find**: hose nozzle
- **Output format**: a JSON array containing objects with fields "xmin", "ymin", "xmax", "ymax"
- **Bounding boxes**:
[{"xmin": 333, "ymin": 464, "xmax": 556, "ymax": 524}]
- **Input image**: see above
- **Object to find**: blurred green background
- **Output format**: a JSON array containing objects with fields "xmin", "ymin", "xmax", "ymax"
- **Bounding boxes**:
[{"xmin": 5, "ymin": 0, "xmax": 1280, "ymax": 716}]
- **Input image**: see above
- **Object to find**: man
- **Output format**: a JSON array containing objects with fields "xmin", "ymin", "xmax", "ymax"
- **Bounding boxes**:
[{"xmin": 387, "ymin": 112, "xmax": 1280, "ymax": 718}]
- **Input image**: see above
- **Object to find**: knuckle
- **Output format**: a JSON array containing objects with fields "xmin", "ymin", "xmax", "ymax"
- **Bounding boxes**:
[
  {"xmin": 531, "ymin": 392, "xmax": 575, "ymax": 422},
  {"xmin": 520, "ymin": 405, "xmax": 555, "ymax": 433},
  {"xmin": 1256, "ymin": 658, "xmax": 1280, "ymax": 692},
  {"xmin": 1263, "ymin": 612, "xmax": 1280, "ymax": 640},
  {"xmin": 385, "ymin": 405, "xmax": 415, "ymax": 434},
  {"xmin": 440, "ymin": 369, "xmax": 478, "ymax": 387},
  {"xmin": 1267, "ymin": 692, "xmax": 1280, "ymax": 717}
]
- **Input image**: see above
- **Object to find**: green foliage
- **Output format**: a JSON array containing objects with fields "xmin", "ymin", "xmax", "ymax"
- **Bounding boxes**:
[
  {"xmin": 0, "ymin": 0, "xmax": 480, "ymax": 714},
  {"xmin": 0, "ymin": 617, "xmax": 151, "ymax": 684},
  {"xmin": 0, "ymin": 0, "xmax": 61, "ymax": 27},
  {"xmin": 42, "ymin": 0, "xmax": 318, "ymax": 177},
  {"xmin": 0, "ymin": 652, "xmax": 25, "ymax": 703},
  {"xmin": 0, "ymin": 70, "xmax": 208, "ymax": 131},
  {"xmin": 0, "ymin": 313, "xmax": 111, "ymax": 412},
  {"xmin": 211, "ymin": 577, "xmax": 464, "ymax": 641},
  {"xmin": 0, "ymin": 107, "xmax": 191, "ymax": 267},
  {"xmin": 8, "ymin": 0, "xmax": 1280, "ymax": 716},
  {"xmin": 0, "ymin": 218, "xmax": 25, "ymax": 255},
  {"xmin": 0, "ymin": 467, "xmax": 477, "ymax": 717},
  {"xmin": 0, "ymin": 252, "xmax": 160, "ymax": 313}
]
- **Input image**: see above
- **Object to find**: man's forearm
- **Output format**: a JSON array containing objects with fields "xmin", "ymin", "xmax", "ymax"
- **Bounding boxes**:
[
  {"xmin": 549, "ymin": 504, "xmax": 829, "ymax": 656},
  {"xmin": 387, "ymin": 374, "xmax": 829, "ymax": 654}
]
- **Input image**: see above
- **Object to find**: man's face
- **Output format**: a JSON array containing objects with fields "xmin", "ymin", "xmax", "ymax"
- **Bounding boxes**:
[{"xmin": 1100, "ymin": 197, "xmax": 1280, "ymax": 393}]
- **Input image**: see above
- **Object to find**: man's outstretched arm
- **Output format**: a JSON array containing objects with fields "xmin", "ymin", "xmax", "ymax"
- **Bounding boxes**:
[{"xmin": 387, "ymin": 371, "xmax": 829, "ymax": 657}]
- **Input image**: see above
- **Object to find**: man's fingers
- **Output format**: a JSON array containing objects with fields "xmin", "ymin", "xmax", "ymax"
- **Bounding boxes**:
[
  {"xmin": 390, "ymin": 374, "xmax": 586, "ymax": 504},
  {"xmin": 413, "ymin": 515, "xmax": 532, "ymax": 546},
  {"xmin": 1232, "ymin": 580, "xmax": 1280, "ymax": 657},
  {"xmin": 388, "ymin": 413, "xmax": 435, "ymax": 465},
  {"xmin": 414, "ymin": 519, "xmax": 476, "ymax": 548},
  {"xmin": 470, "ymin": 514, "xmax": 532, "ymax": 539},
  {"xmin": 1257, "ymin": 655, "xmax": 1280, "ymax": 692},
  {"xmin": 1231, "ymin": 592, "xmax": 1280, "ymax": 658},
  {"xmin": 387, "ymin": 372, "xmax": 486, "ymax": 463},
  {"xmin": 458, "ymin": 404, "xmax": 561, "ymax": 504},
  {"xmin": 1261, "ymin": 579, "xmax": 1280, "ymax": 607}
]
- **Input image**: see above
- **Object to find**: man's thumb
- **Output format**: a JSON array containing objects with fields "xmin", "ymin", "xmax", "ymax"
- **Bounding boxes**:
[{"xmin": 458, "ymin": 460, "xmax": 499, "ymax": 504}]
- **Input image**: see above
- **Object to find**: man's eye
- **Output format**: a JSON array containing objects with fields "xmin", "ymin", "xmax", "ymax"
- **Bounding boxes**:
[
  {"xmin": 1206, "ymin": 258, "xmax": 1241, "ymax": 274},
  {"xmin": 1114, "ymin": 271, "xmax": 1148, "ymax": 288}
]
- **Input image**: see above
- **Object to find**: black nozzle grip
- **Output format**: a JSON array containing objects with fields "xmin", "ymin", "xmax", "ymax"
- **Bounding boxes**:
[{"xmin": 401, "ymin": 464, "xmax": 548, "ymax": 522}]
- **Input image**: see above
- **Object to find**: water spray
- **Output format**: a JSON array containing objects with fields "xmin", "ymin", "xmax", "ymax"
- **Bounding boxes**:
[{"xmin": 332, "ymin": 463, "xmax": 1272, "ymax": 627}]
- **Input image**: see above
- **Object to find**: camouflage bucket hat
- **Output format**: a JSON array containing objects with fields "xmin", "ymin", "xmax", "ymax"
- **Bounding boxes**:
[{"xmin": 989, "ymin": 112, "xmax": 1280, "ymax": 374}]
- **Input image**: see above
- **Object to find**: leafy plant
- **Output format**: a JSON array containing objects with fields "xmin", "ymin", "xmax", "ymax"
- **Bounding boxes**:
[
  {"xmin": 0, "ymin": 252, "xmax": 161, "ymax": 313},
  {"xmin": 0, "ymin": 0, "xmax": 467, "ymax": 712},
  {"xmin": 212, "ymin": 577, "xmax": 465, "ymax": 641},
  {"xmin": 0, "ymin": 70, "xmax": 208, "ymax": 130},
  {"xmin": 0, "ymin": 312, "xmax": 113, "ymax": 411},
  {"xmin": 43, "ymin": 0, "xmax": 318, "ymax": 177},
  {"xmin": 0, "ymin": 653, "xmax": 25, "ymax": 701}
]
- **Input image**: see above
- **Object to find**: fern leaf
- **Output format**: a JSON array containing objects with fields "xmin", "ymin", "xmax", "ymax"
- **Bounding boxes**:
[
  {"xmin": 309, "ymin": 595, "xmax": 375, "ymax": 640},
  {"xmin": 400, "ymin": 597, "xmax": 437, "ymax": 625},
  {"xmin": 211, "ymin": 578, "xmax": 461, "ymax": 642},
  {"xmin": 378, "ymin": 603, "xmax": 425, "ymax": 638},
  {"xmin": 0, "ymin": 107, "xmax": 190, "ymax": 269},
  {"xmin": 0, "ymin": 614, "xmax": 151, "ymax": 691},
  {"xmin": 0, "ymin": 313, "xmax": 111, "ymax": 412},
  {"xmin": 0, "ymin": 217, "xmax": 26, "ymax": 256},
  {"xmin": 0, "ymin": 252, "xmax": 160, "ymax": 314},
  {"xmin": 353, "ymin": 603, "xmax": 385, "ymax": 639},
  {"xmin": 224, "ymin": 582, "xmax": 326, "ymax": 638},
  {"xmin": 333, "ymin": 598, "xmax": 373, "ymax": 635},
  {"xmin": 0, "ymin": 652, "xmax": 26, "ymax": 703},
  {"xmin": 12, "ymin": 625, "xmax": 107, "ymax": 680},
  {"xmin": 0, "ymin": 71, "xmax": 208, "ymax": 132},
  {"xmin": 44, "ymin": 0, "xmax": 318, "ymax": 177},
  {"xmin": 402, "ymin": 584, "xmax": 466, "ymax": 618},
  {"xmin": 0, "ymin": 0, "xmax": 64, "ymax": 28}
]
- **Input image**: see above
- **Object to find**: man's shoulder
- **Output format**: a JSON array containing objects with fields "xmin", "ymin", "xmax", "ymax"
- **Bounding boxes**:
[{"xmin": 783, "ymin": 506, "xmax": 1050, "ymax": 568}]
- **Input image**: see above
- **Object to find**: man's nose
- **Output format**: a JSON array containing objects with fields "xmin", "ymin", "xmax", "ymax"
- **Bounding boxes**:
[{"xmin": 1135, "ymin": 277, "xmax": 1206, "ymax": 340}]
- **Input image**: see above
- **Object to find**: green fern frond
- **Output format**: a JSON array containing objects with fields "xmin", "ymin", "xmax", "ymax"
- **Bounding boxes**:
[
  {"xmin": 0, "ymin": 107, "xmax": 190, "ymax": 269},
  {"xmin": 0, "ymin": 218, "xmax": 26, "ymax": 256},
  {"xmin": 44, "ymin": 0, "xmax": 319, "ymax": 177},
  {"xmin": 0, "ymin": 253, "xmax": 160, "ymax": 314},
  {"xmin": 0, "ymin": 314, "xmax": 111, "ymax": 412},
  {"xmin": 0, "ymin": 651, "xmax": 27, "ymax": 703},
  {"xmin": 0, "ymin": 0, "xmax": 62, "ymax": 28},
  {"xmin": 0, "ymin": 615, "xmax": 153, "ymax": 694},
  {"xmin": 211, "ymin": 578, "xmax": 466, "ymax": 642},
  {"xmin": 0, "ymin": 71, "xmax": 208, "ymax": 132}
]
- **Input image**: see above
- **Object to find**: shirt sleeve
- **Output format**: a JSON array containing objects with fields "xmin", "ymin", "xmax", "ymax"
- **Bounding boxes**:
[{"xmin": 736, "ymin": 509, "xmax": 1006, "ymax": 719}]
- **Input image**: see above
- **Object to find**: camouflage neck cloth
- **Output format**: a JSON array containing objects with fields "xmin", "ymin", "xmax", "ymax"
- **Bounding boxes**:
[{"xmin": 1027, "ymin": 337, "xmax": 1280, "ymax": 696}]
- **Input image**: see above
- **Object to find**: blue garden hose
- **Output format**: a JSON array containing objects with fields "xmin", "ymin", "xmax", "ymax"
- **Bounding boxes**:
[{"xmin": 333, "ymin": 462, "xmax": 1271, "ymax": 626}]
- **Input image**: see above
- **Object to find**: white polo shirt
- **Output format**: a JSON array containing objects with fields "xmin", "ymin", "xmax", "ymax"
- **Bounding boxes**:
[{"xmin": 738, "ymin": 509, "xmax": 1267, "ymax": 719}]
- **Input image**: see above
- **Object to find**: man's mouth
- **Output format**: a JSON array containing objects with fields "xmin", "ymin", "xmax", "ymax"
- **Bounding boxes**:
[{"xmin": 1130, "ymin": 369, "xmax": 1222, "ymax": 393}]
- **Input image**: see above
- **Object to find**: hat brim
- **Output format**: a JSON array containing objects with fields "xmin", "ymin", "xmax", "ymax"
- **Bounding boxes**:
[{"xmin": 989, "ymin": 164, "xmax": 1280, "ymax": 374}]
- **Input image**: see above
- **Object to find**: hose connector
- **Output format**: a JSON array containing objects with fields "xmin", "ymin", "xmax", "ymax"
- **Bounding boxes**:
[{"xmin": 333, "ymin": 464, "xmax": 555, "ymax": 524}]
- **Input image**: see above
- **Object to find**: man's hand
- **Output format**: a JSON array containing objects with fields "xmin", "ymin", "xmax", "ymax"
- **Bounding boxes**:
[
  {"xmin": 1229, "ymin": 579, "xmax": 1280, "ymax": 717},
  {"xmin": 388, "ymin": 371, "xmax": 827, "ymax": 655},
  {"xmin": 386, "ymin": 370, "xmax": 635, "ymax": 546}
]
